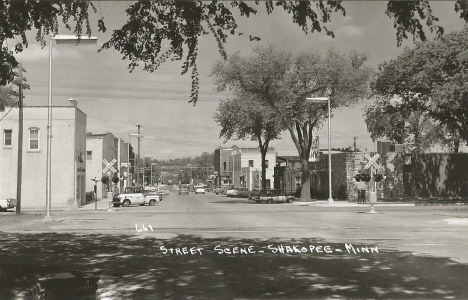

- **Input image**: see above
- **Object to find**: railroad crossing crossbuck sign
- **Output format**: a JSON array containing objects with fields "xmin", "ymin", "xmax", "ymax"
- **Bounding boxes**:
[
  {"xmin": 103, "ymin": 159, "xmax": 117, "ymax": 174},
  {"xmin": 364, "ymin": 154, "xmax": 382, "ymax": 170}
]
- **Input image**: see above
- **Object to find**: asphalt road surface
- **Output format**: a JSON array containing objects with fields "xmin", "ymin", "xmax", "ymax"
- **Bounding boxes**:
[{"xmin": 1, "ymin": 185, "xmax": 467, "ymax": 299}]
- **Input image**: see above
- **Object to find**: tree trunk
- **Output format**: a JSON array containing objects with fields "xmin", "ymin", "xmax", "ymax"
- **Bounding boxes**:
[
  {"xmin": 454, "ymin": 140, "xmax": 460, "ymax": 153},
  {"xmin": 261, "ymin": 149, "xmax": 268, "ymax": 190},
  {"xmin": 300, "ymin": 158, "xmax": 311, "ymax": 201}
]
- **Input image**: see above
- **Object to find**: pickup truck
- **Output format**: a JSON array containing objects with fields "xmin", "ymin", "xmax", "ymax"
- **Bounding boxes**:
[
  {"xmin": 113, "ymin": 186, "xmax": 161, "ymax": 207},
  {"xmin": 0, "ymin": 198, "xmax": 17, "ymax": 211},
  {"xmin": 251, "ymin": 189, "xmax": 294, "ymax": 204}
]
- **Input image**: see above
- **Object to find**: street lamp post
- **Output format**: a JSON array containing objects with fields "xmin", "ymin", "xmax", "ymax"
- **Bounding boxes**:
[
  {"xmin": 45, "ymin": 35, "xmax": 97, "ymax": 220},
  {"xmin": 306, "ymin": 97, "xmax": 333, "ymax": 205},
  {"xmin": 129, "ymin": 130, "xmax": 143, "ymax": 186}
]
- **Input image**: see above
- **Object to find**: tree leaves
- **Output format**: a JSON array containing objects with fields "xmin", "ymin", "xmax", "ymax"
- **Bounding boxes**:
[
  {"xmin": 368, "ymin": 27, "xmax": 468, "ymax": 150},
  {"xmin": 2, "ymin": 0, "xmax": 468, "ymax": 105}
]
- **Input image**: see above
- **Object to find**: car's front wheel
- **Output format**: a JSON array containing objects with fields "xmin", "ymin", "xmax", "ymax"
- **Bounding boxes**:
[
  {"xmin": 122, "ymin": 199, "xmax": 130, "ymax": 207},
  {"xmin": 267, "ymin": 199, "xmax": 273, "ymax": 204},
  {"xmin": 286, "ymin": 198, "xmax": 294, "ymax": 203},
  {"xmin": 149, "ymin": 199, "xmax": 156, "ymax": 206}
]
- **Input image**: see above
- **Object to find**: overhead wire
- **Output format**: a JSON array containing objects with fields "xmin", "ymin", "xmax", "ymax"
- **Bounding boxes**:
[{"xmin": 0, "ymin": 101, "xmax": 19, "ymax": 122}]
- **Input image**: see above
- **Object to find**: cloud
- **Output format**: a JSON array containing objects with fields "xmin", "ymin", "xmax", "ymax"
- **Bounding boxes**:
[
  {"xmin": 336, "ymin": 25, "xmax": 365, "ymax": 38},
  {"xmin": 160, "ymin": 149, "xmax": 175, "ymax": 154}
]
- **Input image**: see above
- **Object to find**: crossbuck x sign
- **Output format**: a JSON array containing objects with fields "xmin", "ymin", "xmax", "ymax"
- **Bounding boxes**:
[
  {"xmin": 103, "ymin": 159, "xmax": 117, "ymax": 174},
  {"xmin": 364, "ymin": 154, "xmax": 382, "ymax": 170}
]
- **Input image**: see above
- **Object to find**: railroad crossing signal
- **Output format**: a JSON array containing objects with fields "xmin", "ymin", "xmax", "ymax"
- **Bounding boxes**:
[
  {"xmin": 364, "ymin": 154, "xmax": 382, "ymax": 170},
  {"xmin": 103, "ymin": 159, "xmax": 117, "ymax": 174}
]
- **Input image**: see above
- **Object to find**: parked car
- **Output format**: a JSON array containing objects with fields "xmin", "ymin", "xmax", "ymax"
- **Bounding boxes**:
[
  {"xmin": 213, "ymin": 187, "xmax": 225, "ymax": 195},
  {"xmin": 0, "ymin": 198, "xmax": 16, "ymax": 212},
  {"xmin": 113, "ymin": 186, "xmax": 161, "ymax": 207},
  {"xmin": 247, "ymin": 190, "xmax": 260, "ymax": 200},
  {"xmin": 237, "ymin": 187, "xmax": 252, "ymax": 198},
  {"xmin": 195, "ymin": 187, "xmax": 205, "ymax": 194},
  {"xmin": 251, "ymin": 189, "xmax": 294, "ymax": 204},
  {"xmin": 179, "ymin": 186, "xmax": 189, "ymax": 195},
  {"xmin": 144, "ymin": 186, "xmax": 157, "ymax": 192},
  {"xmin": 226, "ymin": 188, "xmax": 239, "ymax": 197}
]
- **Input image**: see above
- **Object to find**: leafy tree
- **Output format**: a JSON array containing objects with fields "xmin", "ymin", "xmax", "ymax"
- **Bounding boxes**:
[
  {"xmin": 2, "ymin": 1, "xmax": 468, "ymax": 103},
  {"xmin": 212, "ymin": 46, "xmax": 371, "ymax": 200},
  {"xmin": 215, "ymin": 92, "xmax": 283, "ymax": 189},
  {"xmin": 369, "ymin": 27, "xmax": 468, "ymax": 150},
  {"xmin": 0, "ymin": 86, "xmax": 16, "ymax": 111},
  {"xmin": 364, "ymin": 100, "xmax": 448, "ymax": 153}
]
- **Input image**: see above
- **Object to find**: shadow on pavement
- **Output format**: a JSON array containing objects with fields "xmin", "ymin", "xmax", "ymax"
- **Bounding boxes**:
[{"xmin": 0, "ymin": 233, "xmax": 466, "ymax": 299}]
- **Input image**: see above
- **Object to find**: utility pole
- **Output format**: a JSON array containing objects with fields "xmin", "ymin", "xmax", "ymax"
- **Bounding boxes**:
[
  {"xmin": 12, "ymin": 63, "xmax": 30, "ymax": 215},
  {"xmin": 136, "ymin": 124, "xmax": 141, "ymax": 186},
  {"xmin": 353, "ymin": 136, "xmax": 359, "ymax": 152}
]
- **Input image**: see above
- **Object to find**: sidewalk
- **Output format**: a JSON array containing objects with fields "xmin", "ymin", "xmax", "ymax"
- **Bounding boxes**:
[
  {"xmin": 294, "ymin": 200, "xmax": 415, "ymax": 207},
  {"xmin": 78, "ymin": 199, "xmax": 114, "ymax": 211}
]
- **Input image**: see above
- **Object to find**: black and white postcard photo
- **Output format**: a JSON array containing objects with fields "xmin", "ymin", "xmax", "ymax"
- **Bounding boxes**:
[{"xmin": 1, "ymin": 1, "xmax": 467, "ymax": 299}]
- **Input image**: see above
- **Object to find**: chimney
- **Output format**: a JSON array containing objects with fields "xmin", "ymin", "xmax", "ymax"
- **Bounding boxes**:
[{"xmin": 69, "ymin": 98, "xmax": 78, "ymax": 107}]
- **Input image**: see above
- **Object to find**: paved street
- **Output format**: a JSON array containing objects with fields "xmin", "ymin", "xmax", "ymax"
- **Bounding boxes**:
[{"xmin": 1, "ymin": 185, "xmax": 468, "ymax": 299}]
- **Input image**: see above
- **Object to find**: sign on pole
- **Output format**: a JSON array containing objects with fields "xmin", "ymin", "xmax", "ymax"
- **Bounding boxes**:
[
  {"xmin": 309, "ymin": 136, "xmax": 320, "ymax": 162},
  {"xmin": 364, "ymin": 154, "xmax": 381, "ymax": 170},
  {"xmin": 103, "ymin": 159, "xmax": 117, "ymax": 174}
]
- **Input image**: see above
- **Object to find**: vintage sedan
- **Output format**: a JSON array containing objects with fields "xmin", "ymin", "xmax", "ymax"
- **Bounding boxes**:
[
  {"xmin": 179, "ymin": 186, "xmax": 189, "ymax": 195},
  {"xmin": 195, "ymin": 187, "xmax": 205, "ymax": 194},
  {"xmin": 213, "ymin": 187, "xmax": 225, "ymax": 195},
  {"xmin": 251, "ymin": 189, "xmax": 294, "ymax": 204},
  {"xmin": 226, "ymin": 188, "xmax": 239, "ymax": 197}
]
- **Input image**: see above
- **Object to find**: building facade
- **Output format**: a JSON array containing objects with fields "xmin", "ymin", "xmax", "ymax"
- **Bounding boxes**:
[
  {"xmin": 86, "ymin": 133, "xmax": 120, "ymax": 199},
  {"xmin": 231, "ymin": 146, "xmax": 276, "ymax": 190},
  {"xmin": 0, "ymin": 102, "xmax": 87, "ymax": 208},
  {"xmin": 214, "ymin": 147, "xmax": 235, "ymax": 186}
]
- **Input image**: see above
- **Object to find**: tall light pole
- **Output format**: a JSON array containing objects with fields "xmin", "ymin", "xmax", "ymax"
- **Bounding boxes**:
[
  {"xmin": 130, "ymin": 126, "xmax": 143, "ymax": 186},
  {"xmin": 306, "ymin": 97, "xmax": 333, "ymax": 204},
  {"xmin": 45, "ymin": 34, "xmax": 97, "ymax": 220}
]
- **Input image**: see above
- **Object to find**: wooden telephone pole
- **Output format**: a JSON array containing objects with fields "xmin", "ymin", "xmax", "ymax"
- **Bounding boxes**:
[{"xmin": 12, "ymin": 63, "xmax": 30, "ymax": 214}]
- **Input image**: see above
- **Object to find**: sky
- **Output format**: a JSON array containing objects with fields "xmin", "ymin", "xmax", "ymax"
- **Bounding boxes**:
[{"xmin": 9, "ymin": 1, "xmax": 467, "ymax": 159}]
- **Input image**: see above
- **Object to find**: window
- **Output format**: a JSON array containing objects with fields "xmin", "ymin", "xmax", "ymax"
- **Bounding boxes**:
[
  {"xmin": 87, "ymin": 151, "xmax": 93, "ymax": 160},
  {"xmin": 265, "ymin": 160, "xmax": 269, "ymax": 168},
  {"xmin": 29, "ymin": 128, "xmax": 39, "ymax": 150},
  {"xmin": 223, "ymin": 162, "xmax": 227, "ymax": 171},
  {"xmin": 249, "ymin": 160, "xmax": 254, "ymax": 167},
  {"xmin": 3, "ymin": 129, "xmax": 12, "ymax": 147}
]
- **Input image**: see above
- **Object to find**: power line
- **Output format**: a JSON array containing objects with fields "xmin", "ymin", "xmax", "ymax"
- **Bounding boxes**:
[{"xmin": 0, "ymin": 101, "xmax": 19, "ymax": 122}]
